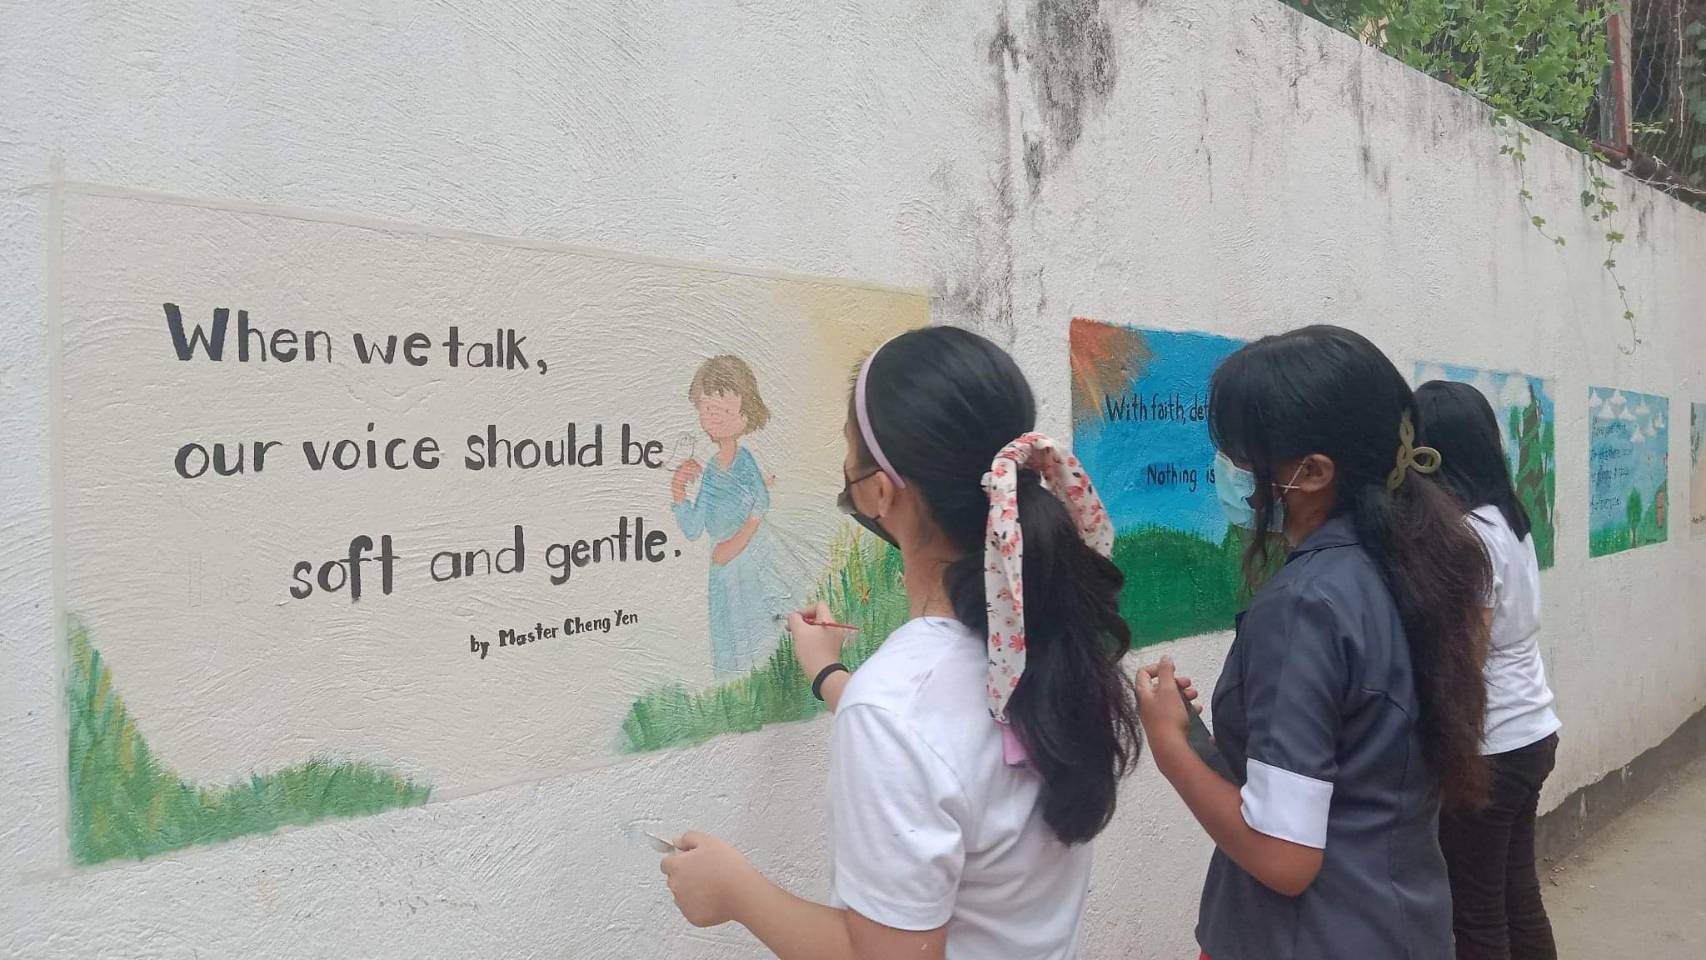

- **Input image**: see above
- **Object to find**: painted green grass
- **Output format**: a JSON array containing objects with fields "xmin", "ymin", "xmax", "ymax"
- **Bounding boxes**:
[
  {"xmin": 620, "ymin": 522, "xmax": 1256, "ymax": 755},
  {"xmin": 67, "ymin": 619, "xmax": 430, "ymax": 865},
  {"xmin": 1589, "ymin": 482, "xmax": 1670, "ymax": 558},
  {"xmin": 1113, "ymin": 525, "xmax": 1247, "ymax": 647},
  {"xmin": 620, "ymin": 527, "xmax": 909, "ymax": 753}
]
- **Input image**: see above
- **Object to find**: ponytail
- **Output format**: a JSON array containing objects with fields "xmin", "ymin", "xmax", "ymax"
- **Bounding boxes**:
[
  {"xmin": 945, "ymin": 474, "xmax": 1140, "ymax": 844},
  {"xmin": 1350, "ymin": 476, "xmax": 1491, "ymax": 809},
  {"xmin": 855, "ymin": 327, "xmax": 1141, "ymax": 845}
]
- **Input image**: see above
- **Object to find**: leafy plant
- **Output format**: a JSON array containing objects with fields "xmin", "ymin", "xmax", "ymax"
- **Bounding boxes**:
[{"xmin": 1287, "ymin": 0, "xmax": 1611, "ymax": 140}]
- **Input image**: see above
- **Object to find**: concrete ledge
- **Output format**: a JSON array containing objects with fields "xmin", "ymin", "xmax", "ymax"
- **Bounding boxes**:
[{"xmin": 1538, "ymin": 705, "xmax": 1706, "ymax": 864}]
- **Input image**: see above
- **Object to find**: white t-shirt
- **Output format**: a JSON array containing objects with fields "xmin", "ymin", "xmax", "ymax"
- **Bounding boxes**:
[
  {"xmin": 825, "ymin": 617, "xmax": 1091, "ymax": 959},
  {"xmin": 1470, "ymin": 505, "xmax": 1563, "ymax": 755}
]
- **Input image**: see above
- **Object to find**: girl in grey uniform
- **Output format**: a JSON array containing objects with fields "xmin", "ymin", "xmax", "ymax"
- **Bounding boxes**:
[{"xmin": 1135, "ymin": 325, "xmax": 1494, "ymax": 960}]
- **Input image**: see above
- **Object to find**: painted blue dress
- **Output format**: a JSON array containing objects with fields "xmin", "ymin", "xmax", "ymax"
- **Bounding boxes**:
[{"xmin": 673, "ymin": 447, "xmax": 792, "ymax": 677}]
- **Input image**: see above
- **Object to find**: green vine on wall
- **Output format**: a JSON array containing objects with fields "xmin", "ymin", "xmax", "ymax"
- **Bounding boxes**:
[
  {"xmin": 1581, "ymin": 165, "xmax": 1642, "ymax": 353},
  {"xmin": 1494, "ymin": 116, "xmax": 1642, "ymax": 354},
  {"xmin": 1290, "ymin": 0, "xmax": 1641, "ymax": 351},
  {"xmin": 1497, "ymin": 121, "xmax": 1568, "ymax": 246}
]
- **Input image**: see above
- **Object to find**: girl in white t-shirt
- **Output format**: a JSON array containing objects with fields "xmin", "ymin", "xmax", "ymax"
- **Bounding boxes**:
[
  {"xmin": 660, "ymin": 327, "xmax": 1143, "ymax": 960},
  {"xmin": 1417, "ymin": 380, "xmax": 1563, "ymax": 960}
]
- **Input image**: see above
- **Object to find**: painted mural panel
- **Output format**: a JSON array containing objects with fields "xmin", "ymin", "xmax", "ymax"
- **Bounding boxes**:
[
  {"xmin": 1692, "ymin": 404, "xmax": 1706, "ymax": 535},
  {"xmin": 1068, "ymin": 318, "xmax": 1246, "ymax": 647},
  {"xmin": 1412, "ymin": 363, "xmax": 1558, "ymax": 569},
  {"xmin": 56, "ymin": 187, "xmax": 923, "ymax": 863},
  {"xmin": 1587, "ymin": 388, "xmax": 1670, "ymax": 557}
]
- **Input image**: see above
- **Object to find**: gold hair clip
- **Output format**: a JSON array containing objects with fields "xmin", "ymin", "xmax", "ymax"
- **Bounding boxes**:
[{"xmin": 1386, "ymin": 412, "xmax": 1442, "ymax": 492}]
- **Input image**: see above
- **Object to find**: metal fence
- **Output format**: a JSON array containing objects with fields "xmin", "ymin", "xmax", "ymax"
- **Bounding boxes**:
[{"xmin": 1598, "ymin": 0, "xmax": 1706, "ymax": 204}]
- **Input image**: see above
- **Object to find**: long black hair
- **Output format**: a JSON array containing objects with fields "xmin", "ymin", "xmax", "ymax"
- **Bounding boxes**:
[
  {"xmin": 855, "ymin": 326, "xmax": 1140, "ymax": 844},
  {"xmin": 1208, "ymin": 325, "xmax": 1491, "ymax": 810},
  {"xmin": 1414, "ymin": 380, "xmax": 1533, "ymax": 540}
]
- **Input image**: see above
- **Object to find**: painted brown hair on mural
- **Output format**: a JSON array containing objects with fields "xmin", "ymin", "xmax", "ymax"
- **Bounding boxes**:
[
  {"xmin": 852, "ymin": 326, "xmax": 1141, "ymax": 846},
  {"xmin": 688, "ymin": 354, "xmax": 771, "ymax": 435},
  {"xmin": 1209, "ymin": 324, "xmax": 1493, "ymax": 811}
]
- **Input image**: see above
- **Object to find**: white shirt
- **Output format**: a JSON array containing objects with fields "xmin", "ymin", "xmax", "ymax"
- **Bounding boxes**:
[
  {"xmin": 1470, "ymin": 505, "xmax": 1563, "ymax": 755},
  {"xmin": 825, "ymin": 618, "xmax": 1091, "ymax": 959}
]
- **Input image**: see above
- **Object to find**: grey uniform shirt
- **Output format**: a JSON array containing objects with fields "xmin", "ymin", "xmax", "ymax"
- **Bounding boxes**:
[{"xmin": 1197, "ymin": 515, "xmax": 1453, "ymax": 960}]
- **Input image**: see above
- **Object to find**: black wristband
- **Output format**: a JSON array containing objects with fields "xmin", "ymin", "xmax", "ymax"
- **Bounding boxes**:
[{"xmin": 811, "ymin": 662, "xmax": 849, "ymax": 702}]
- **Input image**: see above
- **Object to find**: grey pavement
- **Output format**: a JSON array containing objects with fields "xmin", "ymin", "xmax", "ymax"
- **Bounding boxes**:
[{"xmin": 1547, "ymin": 756, "xmax": 1706, "ymax": 958}]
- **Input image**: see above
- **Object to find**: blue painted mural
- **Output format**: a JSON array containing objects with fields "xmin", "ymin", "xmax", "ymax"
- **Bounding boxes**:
[
  {"xmin": 1069, "ymin": 319, "xmax": 1247, "ymax": 645},
  {"xmin": 1588, "ymin": 387, "xmax": 1669, "ymax": 557}
]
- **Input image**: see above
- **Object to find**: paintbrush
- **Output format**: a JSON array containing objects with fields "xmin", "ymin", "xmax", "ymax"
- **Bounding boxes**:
[
  {"xmin": 773, "ymin": 613, "xmax": 859, "ymax": 632},
  {"xmin": 642, "ymin": 830, "xmax": 679, "ymax": 853}
]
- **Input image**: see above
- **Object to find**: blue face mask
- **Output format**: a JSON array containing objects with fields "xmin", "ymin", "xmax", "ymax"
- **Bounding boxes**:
[{"xmin": 1214, "ymin": 451, "xmax": 1303, "ymax": 532}]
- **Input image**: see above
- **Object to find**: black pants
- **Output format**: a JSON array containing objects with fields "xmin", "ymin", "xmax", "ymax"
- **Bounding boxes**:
[{"xmin": 1438, "ymin": 733, "xmax": 1560, "ymax": 960}]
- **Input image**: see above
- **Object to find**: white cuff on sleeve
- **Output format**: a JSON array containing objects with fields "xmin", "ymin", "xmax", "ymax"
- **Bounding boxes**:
[{"xmin": 1241, "ymin": 758, "xmax": 1333, "ymax": 849}]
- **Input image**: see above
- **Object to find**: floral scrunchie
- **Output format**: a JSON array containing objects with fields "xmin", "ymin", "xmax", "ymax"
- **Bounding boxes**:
[{"xmin": 982, "ymin": 433, "xmax": 1114, "ymax": 766}]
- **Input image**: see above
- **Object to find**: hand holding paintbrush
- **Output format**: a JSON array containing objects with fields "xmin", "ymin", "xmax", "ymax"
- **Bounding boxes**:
[{"xmin": 781, "ymin": 603, "xmax": 856, "ymax": 711}]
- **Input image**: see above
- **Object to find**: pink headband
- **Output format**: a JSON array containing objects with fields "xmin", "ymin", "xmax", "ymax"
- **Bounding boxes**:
[
  {"xmin": 855, "ymin": 338, "xmax": 906, "ymax": 488},
  {"xmin": 983, "ymin": 433, "xmax": 1114, "ymax": 767}
]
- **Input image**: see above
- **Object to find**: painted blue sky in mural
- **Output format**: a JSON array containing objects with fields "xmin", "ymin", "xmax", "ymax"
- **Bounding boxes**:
[
  {"xmin": 1073, "ymin": 327, "xmax": 1244, "ymax": 541},
  {"xmin": 1588, "ymin": 387, "xmax": 1669, "ymax": 534}
]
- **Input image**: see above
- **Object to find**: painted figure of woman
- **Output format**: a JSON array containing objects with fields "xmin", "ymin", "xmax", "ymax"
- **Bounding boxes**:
[{"xmin": 671, "ymin": 356, "xmax": 791, "ymax": 678}]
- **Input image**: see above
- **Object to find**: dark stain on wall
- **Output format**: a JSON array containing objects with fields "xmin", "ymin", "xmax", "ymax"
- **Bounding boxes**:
[
  {"xmin": 989, "ymin": 14, "xmax": 1021, "ymax": 72},
  {"xmin": 1344, "ymin": 54, "xmax": 1392, "ymax": 194},
  {"xmin": 1023, "ymin": 0, "xmax": 1119, "ymax": 193},
  {"xmin": 1199, "ymin": 88, "xmax": 1214, "ymax": 202},
  {"xmin": 1023, "ymin": 135, "xmax": 1047, "ymax": 193}
]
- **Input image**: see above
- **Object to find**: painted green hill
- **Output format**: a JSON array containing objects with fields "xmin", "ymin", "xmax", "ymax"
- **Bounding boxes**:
[
  {"xmin": 1112, "ymin": 525, "xmax": 1246, "ymax": 646},
  {"xmin": 67, "ymin": 620, "xmax": 429, "ymax": 865}
]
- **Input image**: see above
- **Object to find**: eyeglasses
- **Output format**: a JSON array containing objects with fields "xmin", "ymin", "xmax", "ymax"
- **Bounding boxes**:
[{"xmin": 838, "ymin": 469, "xmax": 883, "ymax": 515}]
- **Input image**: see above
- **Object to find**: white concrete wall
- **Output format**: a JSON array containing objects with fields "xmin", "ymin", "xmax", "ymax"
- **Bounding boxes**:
[{"xmin": 3, "ymin": 1, "xmax": 1703, "ymax": 958}]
